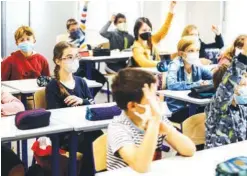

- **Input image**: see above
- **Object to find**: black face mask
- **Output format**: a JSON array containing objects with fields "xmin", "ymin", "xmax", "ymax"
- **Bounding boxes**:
[
  {"xmin": 140, "ymin": 32, "xmax": 151, "ymax": 41},
  {"xmin": 238, "ymin": 53, "xmax": 247, "ymax": 66}
]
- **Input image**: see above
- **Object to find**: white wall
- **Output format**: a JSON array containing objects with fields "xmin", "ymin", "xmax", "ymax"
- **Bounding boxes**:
[
  {"xmin": 30, "ymin": 1, "xmax": 79, "ymax": 71},
  {"xmin": 224, "ymin": 1, "xmax": 247, "ymax": 46},
  {"xmin": 186, "ymin": 1, "xmax": 223, "ymax": 43},
  {"xmin": 5, "ymin": 1, "xmax": 29, "ymax": 57}
]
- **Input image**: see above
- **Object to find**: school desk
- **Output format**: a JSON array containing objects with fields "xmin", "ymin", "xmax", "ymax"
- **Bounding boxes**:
[
  {"xmin": 1, "ymin": 115, "xmax": 73, "ymax": 176},
  {"xmin": 2, "ymin": 78, "xmax": 103, "ymax": 108},
  {"xmin": 79, "ymin": 51, "xmax": 132, "ymax": 79},
  {"xmin": 1, "ymin": 85, "xmax": 20, "ymax": 95},
  {"xmin": 157, "ymin": 90, "xmax": 212, "ymax": 116},
  {"xmin": 96, "ymin": 141, "xmax": 247, "ymax": 176}
]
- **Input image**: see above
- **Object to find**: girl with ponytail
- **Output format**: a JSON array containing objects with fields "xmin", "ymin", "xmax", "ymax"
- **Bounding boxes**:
[
  {"xmin": 45, "ymin": 41, "xmax": 103, "ymax": 176},
  {"xmin": 46, "ymin": 41, "xmax": 94, "ymax": 109}
]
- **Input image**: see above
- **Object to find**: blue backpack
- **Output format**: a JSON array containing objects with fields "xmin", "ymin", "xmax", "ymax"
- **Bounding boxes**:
[{"xmin": 216, "ymin": 156, "xmax": 247, "ymax": 176}]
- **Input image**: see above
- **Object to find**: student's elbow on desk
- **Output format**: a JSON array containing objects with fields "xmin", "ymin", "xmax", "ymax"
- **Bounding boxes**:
[
  {"xmin": 129, "ymin": 160, "xmax": 150, "ymax": 173},
  {"xmin": 119, "ymin": 148, "xmax": 151, "ymax": 173},
  {"xmin": 177, "ymin": 139, "xmax": 196, "ymax": 157}
]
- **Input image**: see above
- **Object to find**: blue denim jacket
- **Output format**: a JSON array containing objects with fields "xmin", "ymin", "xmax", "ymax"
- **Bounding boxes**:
[{"xmin": 166, "ymin": 57, "xmax": 213, "ymax": 112}]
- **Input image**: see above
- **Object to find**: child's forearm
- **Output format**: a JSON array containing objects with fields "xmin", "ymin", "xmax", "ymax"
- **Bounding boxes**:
[
  {"xmin": 132, "ymin": 120, "xmax": 160, "ymax": 173},
  {"xmin": 164, "ymin": 124, "xmax": 196, "ymax": 156}
]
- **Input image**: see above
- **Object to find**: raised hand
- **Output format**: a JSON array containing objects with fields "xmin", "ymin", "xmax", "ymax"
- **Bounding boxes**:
[
  {"xmin": 110, "ymin": 14, "xmax": 116, "ymax": 23},
  {"xmin": 212, "ymin": 25, "xmax": 220, "ymax": 35},
  {"xmin": 169, "ymin": 1, "xmax": 177, "ymax": 13}
]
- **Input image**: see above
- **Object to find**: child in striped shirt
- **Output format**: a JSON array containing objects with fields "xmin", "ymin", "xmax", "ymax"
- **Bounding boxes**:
[{"xmin": 107, "ymin": 68, "xmax": 196, "ymax": 172}]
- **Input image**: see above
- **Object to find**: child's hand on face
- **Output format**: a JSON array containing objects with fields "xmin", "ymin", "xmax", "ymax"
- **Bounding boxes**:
[
  {"xmin": 64, "ymin": 95, "xmax": 83, "ymax": 107},
  {"xmin": 142, "ymin": 83, "xmax": 162, "ymax": 122}
]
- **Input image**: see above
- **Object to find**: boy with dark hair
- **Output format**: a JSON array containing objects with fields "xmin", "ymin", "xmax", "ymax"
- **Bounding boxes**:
[
  {"xmin": 100, "ymin": 13, "xmax": 134, "ymax": 73},
  {"xmin": 107, "ymin": 68, "xmax": 196, "ymax": 172}
]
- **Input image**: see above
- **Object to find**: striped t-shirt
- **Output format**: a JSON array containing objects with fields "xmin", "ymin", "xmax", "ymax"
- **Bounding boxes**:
[{"xmin": 107, "ymin": 112, "xmax": 170, "ymax": 171}]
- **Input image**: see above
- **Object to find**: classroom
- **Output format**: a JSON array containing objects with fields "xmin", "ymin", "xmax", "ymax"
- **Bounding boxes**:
[{"xmin": 1, "ymin": 1, "xmax": 247, "ymax": 176}]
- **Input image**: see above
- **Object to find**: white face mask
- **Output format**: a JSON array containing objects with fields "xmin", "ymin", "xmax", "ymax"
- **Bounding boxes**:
[
  {"xmin": 134, "ymin": 104, "xmax": 152, "ymax": 122},
  {"xmin": 117, "ymin": 23, "xmax": 128, "ymax": 32},
  {"xmin": 185, "ymin": 52, "xmax": 201, "ymax": 66},
  {"xmin": 64, "ymin": 59, "xmax": 79, "ymax": 73},
  {"xmin": 235, "ymin": 48, "xmax": 243, "ymax": 56}
]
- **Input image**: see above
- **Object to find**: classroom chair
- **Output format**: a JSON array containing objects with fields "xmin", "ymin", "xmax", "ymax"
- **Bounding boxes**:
[
  {"xmin": 93, "ymin": 133, "xmax": 107, "ymax": 173},
  {"xmin": 34, "ymin": 89, "xmax": 47, "ymax": 109},
  {"xmin": 200, "ymin": 58, "xmax": 212, "ymax": 65},
  {"xmin": 97, "ymin": 42, "xmax": 110, "ymax": 49},
  {"xmin": 182, "ymin": 113, "xmax": 206, "ymax": 150},
  {"xmin": 56, "ymin": 34, "xmax": 68, "ymax": 44}
]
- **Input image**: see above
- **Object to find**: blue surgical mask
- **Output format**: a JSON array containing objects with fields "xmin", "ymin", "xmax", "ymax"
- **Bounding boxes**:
[
  {"xmin": 234, "ymin": 86, "xmax": 247, "ymax": 105},
  {"xmin": 70, "ymin": 29, "xmax": 82, "ymax": 40},
  {"xmin": 18, "ymin": 41, "xmax": 34, "ymax": 53}
]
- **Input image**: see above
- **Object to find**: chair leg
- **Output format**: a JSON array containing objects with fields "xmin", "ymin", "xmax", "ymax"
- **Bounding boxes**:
[
  {"xmin": 106, "ymin": 80, "xmax": 110, "ymax": 103},
  {"xmin": 32, "ymin": 156, "xmax": 36, "ymax": 165}
]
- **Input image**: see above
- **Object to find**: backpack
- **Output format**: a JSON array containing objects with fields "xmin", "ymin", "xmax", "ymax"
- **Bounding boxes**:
[{"xmin": 216, "ymin": 156, "xmax": 247, "ymax": 176}]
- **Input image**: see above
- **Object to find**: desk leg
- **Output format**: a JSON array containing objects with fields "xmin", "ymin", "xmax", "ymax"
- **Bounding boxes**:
[
  {"xmin": 21, "ymin": 94, "xmax": 28, "ymax": 110},
  {"xmin": 17, "ymin": 141, "xmax": 20, "ymax": 158},
  {"xmin": 69, "ymin": 131, "xmax": 78, "ymax": 176},
  {"xmin": 22, "ymin": 140, "xmax": 28, "ymax": 169},
  {"xmin": 189, "ymin": 104, "xmax": 197, "ymax": 116},
  {"xmin": 6, "ymin": 142, "xmax": 11, "ymax": 149},
  {"xmin": 51, "ymin": 135, "xmax": 60, "ymax": 176},
  {"xmin": 86, "ymin": 62, "xmax": 93, "ymax": 80}
]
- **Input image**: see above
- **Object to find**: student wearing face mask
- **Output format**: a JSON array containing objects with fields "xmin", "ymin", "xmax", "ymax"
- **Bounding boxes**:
[
  {"xmin": 1, "ymin": 26, "xmax": 50, "ymax": 81},
  {"xmin": 107, "ymin": 68, "xmax": 195, "ymax": 172},
  {"xmin": 205, "ymin": 61, "xmax": 247, "ymax": 149},
  {"xmin": 218, "ymin": 35, "xmax": 247, "ymax": 66},
  {"xmin": 45, "ymin": 41, "xmax": 102, "ymax": 176},
  {"xmin": 100, "ymin": 13, "xmax": 134, "ymax": 73},
  {"xmin": 46, "ymin": 42, "xmax": 94, "ymax": 109},
  {"xmin": 60, "ymin": 1, "xmax": 106, "ymax": 97},
  {"xmin": 56, "ymin": 1, "xmax": 89, "ymax": 49},
  {"xmin": 181, "ymin": 25, "xmax": 224, "ymax": 59},
  {"xmin": 166, "ymin": 36, "xmax": 213, "ymax": 123},
  {"xmin": 132, "ymin": 1, "xmax": 176, "ymax": 67}
]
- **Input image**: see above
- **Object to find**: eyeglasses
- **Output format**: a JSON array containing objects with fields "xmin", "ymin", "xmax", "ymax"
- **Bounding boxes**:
[{"xmin": 62, "ymin": 54, "xmax": 80, "ymax": 61}]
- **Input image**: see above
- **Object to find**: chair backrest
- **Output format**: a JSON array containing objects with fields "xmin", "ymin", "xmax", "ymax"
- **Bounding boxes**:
[
  {"xmin": 161, "ymin": 72, "xmax": 167, "ymax": 90},
  {"xmin": 34, "ymin": 89, "xmax": 47, "ymax": 109},
  {"xmin": 182, "ymin": 113, "xmax": 206, "ymax": 145},
  {"xmin": 93, "ymin": 134, "xmax": 107, "ymax": 172},
  {"xmin": 56, "ymin": 34, "xmax": 68, "ymax": 44}
]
